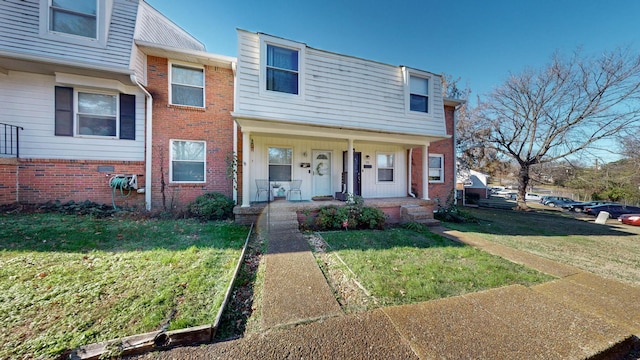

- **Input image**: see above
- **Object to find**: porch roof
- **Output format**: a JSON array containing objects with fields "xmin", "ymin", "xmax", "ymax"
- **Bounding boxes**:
[{"xmin": 233, "ymin": 115, "xmax": 450, "ymax": 148}]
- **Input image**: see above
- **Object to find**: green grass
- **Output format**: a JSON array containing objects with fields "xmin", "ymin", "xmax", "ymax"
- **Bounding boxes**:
[
  {"xmin": 0, "ymin": 213, "xmax": 249, "ymax": 359},
  {"xmin": 442, "ymin": 207, "xmax": 640, "ymax": 285},
  {"xmin": 320, "ymin": 227, "xmax": 553, "ymax": 306}
]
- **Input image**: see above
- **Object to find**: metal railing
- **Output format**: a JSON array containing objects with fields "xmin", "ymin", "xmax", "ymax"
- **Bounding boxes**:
[{"xmin": 0, "ymin": 123, "xmax": 23, "ymax": 158}]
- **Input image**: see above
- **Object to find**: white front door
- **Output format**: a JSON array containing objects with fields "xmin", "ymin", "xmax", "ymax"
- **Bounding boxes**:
[{"xmin": 312, "ymin": 150, "xmax": 332, "ymax": 196}]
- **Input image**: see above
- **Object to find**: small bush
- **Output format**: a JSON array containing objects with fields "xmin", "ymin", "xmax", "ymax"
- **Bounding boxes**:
[
  {"xmin": 313, "ymin": 195, "xmax": 386, "ymax": 230},
  {"xmin": 188, "ymin": 192, "xmax": 234, "ymax": 221},
  {"xmin": 434, "ymin": 206, "xmax": 478, "ymax": 223}
]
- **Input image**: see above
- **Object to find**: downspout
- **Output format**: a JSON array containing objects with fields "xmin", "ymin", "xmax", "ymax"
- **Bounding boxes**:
[
  {"xmin": 131, "ymin": 74, "xmax": 153, "ymax": 211},
  {"xmin": 231, "ymin": 62, "xmax": 238, "ymax": 204},
  {"xmin": 452, "ymin": 102, "xmax": 463, "ymax": 206},
  {"xmin": 408, "ymin": 148, "xmax": 416, "ymax": 197}
]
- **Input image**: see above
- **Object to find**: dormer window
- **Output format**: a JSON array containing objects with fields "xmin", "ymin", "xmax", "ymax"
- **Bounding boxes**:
[
  {"xmin": 50, "ymin": 0, "xmax": 97, "ymax": 39},
  {"xmin": 409, "ymin": 75, "xmax": 429, "ymax": 113},
  {"xmin": 266, "ymin": 45, "xmax": 299, "ymax": 95}
]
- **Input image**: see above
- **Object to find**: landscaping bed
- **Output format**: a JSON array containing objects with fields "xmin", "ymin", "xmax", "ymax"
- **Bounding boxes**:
[{"xmin": 0, "ymin": 212, "xmax": 249, "ymax": 359}]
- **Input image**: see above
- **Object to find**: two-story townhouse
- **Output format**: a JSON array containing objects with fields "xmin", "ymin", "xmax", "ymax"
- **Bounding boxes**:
[
  {"xmin": 233, "ymin": 30, "xmax": 462, "ymax": 217},
  {"xmin": 136, "ymin": 39, "xmax": 236, "ymax": 211},
  {"xmin": 0, "ymin": 0, "xmax": 237, "ymax": 212}
]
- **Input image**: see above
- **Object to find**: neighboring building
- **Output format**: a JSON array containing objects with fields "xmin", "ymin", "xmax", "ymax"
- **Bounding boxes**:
[
  {"xmin": 0, "ymin": 0, "xmax": 236, "ymax": 211},
  {"xmin": 457, "ymin": 169, "xmax": 490, "ymax": 200},
  {"xmin": 233, "ymin": 30, "xmax": 461, "ymax": 209}
]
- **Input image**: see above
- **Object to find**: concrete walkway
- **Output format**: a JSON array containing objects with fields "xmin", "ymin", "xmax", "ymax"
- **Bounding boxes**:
[{"xmin": 140, "ymin": 202, "xmax": 640, "ymax": 359}]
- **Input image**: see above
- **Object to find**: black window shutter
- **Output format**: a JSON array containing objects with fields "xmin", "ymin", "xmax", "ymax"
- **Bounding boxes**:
[
  {"xmin": 54, "ymin": 86, "xmax": 73, "ymax": 136},
  {"xmin": 119, "ymin": 93, "xmax": 135, "ymax": 140}
]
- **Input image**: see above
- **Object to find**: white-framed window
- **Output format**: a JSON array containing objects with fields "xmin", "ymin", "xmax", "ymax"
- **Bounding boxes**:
[
  {"xmin": 170, "ymin": 63, "xmax": 205, "ymax": 107},
  {"xmin": 409, "ymin": 75, "xmax": 429, "ymax": 113},
  {"xmin": 266, "ymin": 45, "xmax": 299, "ymax": 94},
  {"xmin": 54, "ymin": 86, "xmax": 136, "ymax": 139},
  {"xmin": 170, "ymin": 140, "xmax": 206, "ymax": 183},
  {"xmin": 77, "ymin": 91, "xmax": 117, "ymax": 137},
  {"xmin": 40, "ymin": 0, "xmax": 107, "ymax": 47},
  {"xmin": 260, "ymin": 35, "xmax": 304, "ymax": 98},
  {"xmin": 268, "ymin": 147, "xmax": 293, "ymax": 182},
  {"xmin": 429, "ymin": 154, "xmax": 444, "ymax": 183},
  {"xmin": 377, "ymin": 153, "xmax": 395, "ymax": 182},
  {"xmin": 49, "ymin": 0, "xmax": 97, "ymax": 38}
]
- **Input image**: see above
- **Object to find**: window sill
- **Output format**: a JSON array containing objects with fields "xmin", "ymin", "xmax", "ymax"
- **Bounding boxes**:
[{"xmin": 168, "ymin": 104, "xmax": 206, "ymax": 112}]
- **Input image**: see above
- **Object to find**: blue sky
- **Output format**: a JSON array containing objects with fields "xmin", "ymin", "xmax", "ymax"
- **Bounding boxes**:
[{"xmin": 146, "ymin": 0, "xmax": 640, "ymax": 103}]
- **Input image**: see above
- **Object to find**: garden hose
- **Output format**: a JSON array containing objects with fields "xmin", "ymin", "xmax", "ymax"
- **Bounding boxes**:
[{"xmin": 109, "ymin": 176, "xmax": 132, "ymax": 210}]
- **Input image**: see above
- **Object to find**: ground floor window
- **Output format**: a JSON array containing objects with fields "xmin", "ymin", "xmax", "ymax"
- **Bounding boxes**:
[
  {"xmin": 377, "ymin": 153, "xmax": 395, "ymax": 182},
  {"xmin": 429, "ymin": 154, "xmax": 444, "ymax": 182},
  {"xmin": 171, "ymin": 140, "xmax": 205, "ymax": 182},
  {"xmin": 268, "ymin": 147, "xmax": 292, "ymax": 181}
]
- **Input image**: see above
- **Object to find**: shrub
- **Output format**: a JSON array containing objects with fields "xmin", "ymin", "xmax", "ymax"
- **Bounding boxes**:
[
  {"xmin": 434, "ymin": 205, "xmax": 477, "ymax": 223},
  {"xmin": 313, "ymin": 195, "xmax": 386, "ymax": 230},
  {"xmin": 188, "ymin": 192, "xmax": 234, "ymax": 221}
]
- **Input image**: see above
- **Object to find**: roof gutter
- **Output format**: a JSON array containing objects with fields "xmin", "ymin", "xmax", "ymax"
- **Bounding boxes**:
[{"xmin": 131, "ymin": 74, "xmax": 153, "ymax": 211}]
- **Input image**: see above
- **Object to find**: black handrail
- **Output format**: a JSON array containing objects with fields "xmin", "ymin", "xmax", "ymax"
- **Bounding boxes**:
[{"xmin": 0, "ymin": 123, "xmax": 24, "ymax": 158}]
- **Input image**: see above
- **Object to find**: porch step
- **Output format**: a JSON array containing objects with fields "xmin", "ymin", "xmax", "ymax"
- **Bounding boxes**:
[{"xmin": 400, "ymin": 205, "xmax": 439, "ymax": 226}]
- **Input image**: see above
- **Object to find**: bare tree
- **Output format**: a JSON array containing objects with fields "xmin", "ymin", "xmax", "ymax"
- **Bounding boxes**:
[{"xmin": 476, "ymin": 47, "xmax": 640, "ymax": 210}]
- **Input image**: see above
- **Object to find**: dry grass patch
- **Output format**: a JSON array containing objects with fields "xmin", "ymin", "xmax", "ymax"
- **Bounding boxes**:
[{"xmin": 443, "ymin": 208, "xmax": 640, "ymax": 286}]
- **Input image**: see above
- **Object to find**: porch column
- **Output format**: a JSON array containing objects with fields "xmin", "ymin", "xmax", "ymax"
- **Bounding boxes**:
[
  {"xmin": 347, "ymin": 138, "xmax": 354, "ymax": 194},
  {"xmin": 422, "ymin": 143, "xmax": 430, "ymax": 200},
  {"xmin": 241, "ymin": 131, "xmax": 251, "ymax": 207}
]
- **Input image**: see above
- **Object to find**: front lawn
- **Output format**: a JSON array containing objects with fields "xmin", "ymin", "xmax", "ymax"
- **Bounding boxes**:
[
  {"xmin": 442, "ymin": 208, "xmax": 640, "ymax": 286},
  {"xmin": 0, "ymin": 213, "xmax": 249, "ymax": 359},
  {"xmin": 317, "ymin": 226, "xmax": 553, "ymax": 307}
]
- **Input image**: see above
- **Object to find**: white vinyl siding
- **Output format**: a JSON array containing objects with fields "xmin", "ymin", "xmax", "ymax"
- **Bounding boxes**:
[
  {"xmin": 0, "ymin": 0, "xmax": 134, "ymax": 69},
  {"xmin": 235, "ymin": 30, "xmax": 447, "ymax": 137},
  {"xmin": 0, "ymin": 71, "xmax": 144, "ymax": 160}
]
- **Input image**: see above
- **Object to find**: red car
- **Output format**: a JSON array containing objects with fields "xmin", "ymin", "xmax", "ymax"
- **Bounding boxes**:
[{"xmin": 618, "ymin": 214, "xmax": 640, "ymax": 226}]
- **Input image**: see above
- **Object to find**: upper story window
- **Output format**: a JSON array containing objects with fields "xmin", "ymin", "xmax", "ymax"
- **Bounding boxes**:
[
  {"xmin": 266, "ymin": 45, "xmax": 299, "ymax": 95},
  {"xmin": 170, "ymin": 63, "xmax": 205, "ymax": 107},
  {"xmin": 377, "ymin": 153, "xmax": 395, "ymax": 182},
  {"xmin": 50, "ymin": 0, "xmax": 97, "ymax": 38},
  {"xmin": 409, "ymin": 75, "xmax": 429, "ymax": 113}
]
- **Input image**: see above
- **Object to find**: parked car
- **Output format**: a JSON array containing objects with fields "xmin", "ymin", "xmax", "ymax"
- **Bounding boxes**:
[
  {"xmin": 562, "ymin": 200, "xmax": 611, "ymax": 212},
  {"xmin": 543, "ymin": 197, "xmax": 575, "ymax": 208},
  {"xmin": 525, "ymin": 193, "xmax": 542, "ymax": 201},
  {"xmin": 585, "ymin": 204, "xmax": 640, "ymax": 218},
  {"xmin": 618, "ymin": 214, "xmax": 640, "ymax": 226}
]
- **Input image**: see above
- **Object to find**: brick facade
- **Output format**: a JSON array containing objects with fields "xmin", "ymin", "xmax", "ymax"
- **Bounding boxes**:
[
  {"xmin": 411, "ymin": 105, "xmax": 456, "ymax": 208},
  {"xmin": 146, "ymin": 56, "xmax": 236, "ymax": 211},
  {"xmin": 2, "ymin": 159, "xmax": 145, "ymax": 207}
]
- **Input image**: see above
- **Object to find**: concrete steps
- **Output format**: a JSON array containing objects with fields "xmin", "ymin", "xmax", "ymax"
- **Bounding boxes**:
[{"xmin": 400, "ymin": 204, "xmax": 440, "ymax": 226}]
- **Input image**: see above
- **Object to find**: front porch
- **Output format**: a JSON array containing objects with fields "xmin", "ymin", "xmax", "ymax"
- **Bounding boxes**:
[{"xmin": 233, "ymin": 196, "xmax": 438, "ymax": 226}]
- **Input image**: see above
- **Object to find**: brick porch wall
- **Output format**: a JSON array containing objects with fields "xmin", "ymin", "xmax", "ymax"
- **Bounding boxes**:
[
  {"xmin": 411, "ymin": 105, "xmax": 456, "ymax": 208},
  {"xmin": 147, "ymin": 56, "xmax": 235, "ymax": 211},
  {"xmin": 0, "ymin": 158, "xmax": 19, "ymax": 204},
  {"xmin": 10, "ymin": 159, "xmax": 145, "ymax": 207}
]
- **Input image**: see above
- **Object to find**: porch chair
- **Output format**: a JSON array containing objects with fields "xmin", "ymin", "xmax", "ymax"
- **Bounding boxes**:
[
  {"xmin": 287, "ymin": 179, "xmax": 302, "ymax": 200},
  {"xmin": 255, "ymin": 179, "xmax": 270, "ymax": 201}
]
